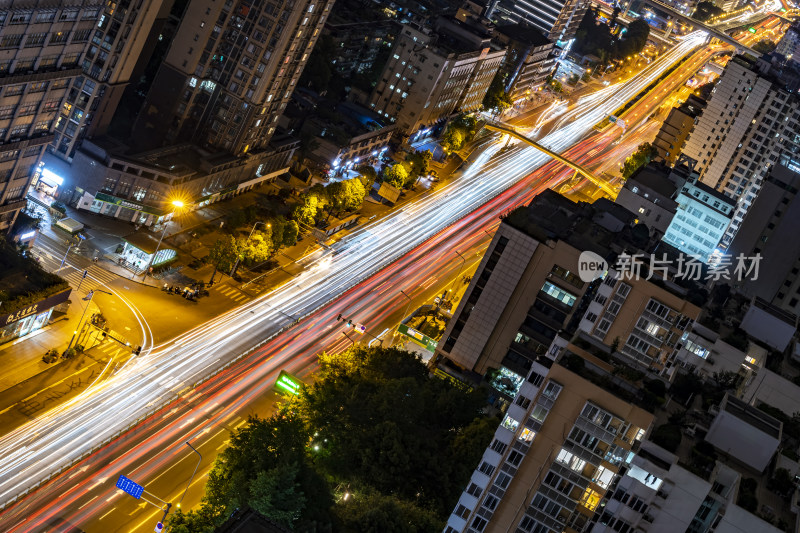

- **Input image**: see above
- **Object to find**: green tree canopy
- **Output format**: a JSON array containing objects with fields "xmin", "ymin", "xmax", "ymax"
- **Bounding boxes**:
[
  {"xmin": 482, "ymin": 72, "xmax": 513, "ymax": 112},
  {"xmin": 621, "ymin": 142, "xmax": 658, "ymax": 178},
  {"xmin": 292, "ymin": 194, "xmax": 320, "ymax": 226},
  {"xmin": 237, "ymin": 230, "xmax": 273, "ymax": 264},
  {"xmin": 440, "ymin": 127, "xmax": 465, "ymax": 153},
  {"xmin": 208, "ymin": 236, "xmax": 240, "ymax": 274},
  {"xmin": 326, "ymin": 177, "xmax": 367, "ymax": 213},
  {"xmin": 383, "ymin": 163, "xmax": 409, "ymax": 189},
  {"xmin": 405, "ymin": 150, "xmax": 432, "ymax": 178},
  {"xmin": 169, "ymin": 346, "xmax": 495, "ymax": 532},
  {"xmin": 283, "ymin": 220, "xmax": 299, "ymax": 247}
]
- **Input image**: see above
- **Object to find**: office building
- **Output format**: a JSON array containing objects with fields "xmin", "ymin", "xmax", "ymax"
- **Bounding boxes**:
[
  {"xmin": 368, "ymin": 18, "xmax": 506, "ymax": 138},
  {"xmin": 774, "ymin": 21, "xmax": 800, "ymax": 61},
  {"xmin": 682, "ymin": 56, "xmax": 800, "ymax": 248},
  {"xmin": 0, "ymin": 0, "xmax": 164, "ymax": 231},
  {"xmin": 661, "ymin": 177, "xmax": 735, "ymax": 262},
  {"xmin": 596, "ymin": 439, "xmax": 784, "ymax": 533},
  {"xmin": 134, "ymin": 0, "xmax": 334, "ymax": 155},
  {"xmin": 727, "ymin": 163, "xmax": 800, "ymax": 316},
  {"xmin": 487, "ymin": 0, "xmax": 589, "ymax": 44},
  {"xmin": 436, "ymin": 190, "xmax": 641, "ymax": 383},
  {"xmin": 652, "ymin": 95, "xmax": 706, "ymax": 166},
  {"xmin": 445, "ymin": 343, "xmax": 653, "ymax": 533},
  {"xmin": 494, "ymin": 24, "xmax": 556, "ymax": 100}
]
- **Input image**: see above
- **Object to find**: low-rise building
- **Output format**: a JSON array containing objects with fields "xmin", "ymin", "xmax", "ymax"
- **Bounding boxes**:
[
  {"xmin": 301, "ymin": 102, "xmax": 394, "ymax": 174},
  {"xmin": 739, "ymin": 296, "xmax": 797, "ymax": 352},
  {"xmin": 742, "ymin": 368, "xmax": 800, "ymax": 422},
  {"xmin": 704, "ymin": 393, "xmax": 782, "ymax": 472},
  {"xmin": 661, "ymin": 177, "xmax": 735, "ymax": 263},
  {"xmin": 652, "ymin": 95, "xmax": 706, "ymax": 165},
  {"xmin": 614, "ymin": 162, "xmax": 683, "ymax": 238},
  {"xmin": 51, "ymin": 136, "xmax": 296, "ymax": 227}
]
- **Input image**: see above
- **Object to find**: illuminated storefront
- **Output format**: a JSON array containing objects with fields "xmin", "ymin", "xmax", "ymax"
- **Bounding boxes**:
[
  {"xmin": 35, "ymin": 168, "xmax": 64, "ymax": 197},
  {"xmin": 0, "ymin": 289, "xmax": 72, "ymax": 346}
]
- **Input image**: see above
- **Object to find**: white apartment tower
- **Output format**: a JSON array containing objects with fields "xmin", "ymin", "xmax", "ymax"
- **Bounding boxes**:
[
  {"xmin": 488, "ymin": 0, "xmax": 589, "ymax": 44},
  {"xmin": 682, "ymin": 56, "xmax": 800, "ymax": 248}
]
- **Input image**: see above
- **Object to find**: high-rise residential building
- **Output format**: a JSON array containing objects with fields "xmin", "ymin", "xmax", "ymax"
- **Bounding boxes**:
[
  {"xmin": 323, "ymin": 19, "xmax": 397, "ymax": 77},
  {"xmin": 367, "ymin": 17, "xmax": 506, "ymax": 139},
  {"xmin": 436, "ymin": 190, "xmax": 641, "ymax": 382},
  {"xmin": 681, "ymin": 55, "xmax": 800, "ymax": 248},
  {"xmin": 445, "ymin": 341, "xmax": 654, "ymax": 533},
  {"xmin": 0, "ymin": 0, "xmax": 163, "ymax": 231},
  {"xmin": 487, "ymin": 0, "xmax": 588, "ymax": 44},
  {"xmin": 134, "ymin": 0, "xmax": 334, "ymax": 155},
  {"xmin": 727, "ymin": 162, "xmax": 800, "ymax": 315},
  {"xmin": 595, "ymin": 439, "xmax": 784, "ymax": 533},
  {"xmin": 652, "ymin": 95, "xmax": 705, "ymax": 166},
  {"xmin": 774, "ymin": 21, "xmax": 800, "ymax": 62},
  {"xmin": 494, "ymin": 24, "xmax": 555, "ymax": 101},
  {"xmin": 660, "ymin": 176, "xmax": 735, "ymax": 263}
]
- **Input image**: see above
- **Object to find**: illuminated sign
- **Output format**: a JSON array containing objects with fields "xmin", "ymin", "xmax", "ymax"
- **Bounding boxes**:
[
  {"xmin": 19, "ymin": 231, "xmax": 36, "ymax": 240},
  {"xmin": 275, "ymin": 370, "xmax": 302, "ymax": 395}
]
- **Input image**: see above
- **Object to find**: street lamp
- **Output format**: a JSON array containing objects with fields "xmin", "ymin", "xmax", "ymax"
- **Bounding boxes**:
[
  {"xmin": 230, "ymin": 221, "xmax": 271, "ymax": 277},
  {"xmin": 66, "ymin": 288, "xmax": 112, "ymax": 354},
  {"xmin": 143, "ymin": 200, "xmax": 185, "ymax": 280}
]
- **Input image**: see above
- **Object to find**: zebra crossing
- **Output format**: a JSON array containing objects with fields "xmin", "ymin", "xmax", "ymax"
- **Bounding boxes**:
[
  {"xmin": 93, "ymin": 339, "xmax": 128, "ymax": 357},
  {"xmin": 212, "ymin": 284, "xmax": 250, "ymax": 303},
  {"xmin": 54, "ymin": 265, "xmax": 118, "ymax": 290}
]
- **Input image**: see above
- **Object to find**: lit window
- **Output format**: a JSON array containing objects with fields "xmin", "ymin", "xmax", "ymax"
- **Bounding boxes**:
[
  {"xmin": 501, "ymin": 415, "xmax": 519, "ymax": 432},
  {"xmin": 580, "ymin": 488, "xmax": 601, "ymax": 511},
  {"xmin": 519, "ymin": 428, "xmax": 536, "ymax": 443}
]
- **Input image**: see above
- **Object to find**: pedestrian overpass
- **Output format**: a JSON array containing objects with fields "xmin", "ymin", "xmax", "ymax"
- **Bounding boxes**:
[
  {"xmin": 640, "ymin": 0, "xmax": 760, "ymax": 55},
  {"xmin": 483, "ymin": 120, "xmax": 619, "ymax": 197}
]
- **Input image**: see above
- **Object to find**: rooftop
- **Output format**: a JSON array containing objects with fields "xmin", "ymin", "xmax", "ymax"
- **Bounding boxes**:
[
  {"xmin": 626, "ymin": 162, "xmax": 681, "ymax": 199},
  {"xmin": 720, "ymin": 394, "xmax": 782, "ymax": 439},
  {"xmin": 495, "ymin": 23, "xmax": 551, "ymax": 47}
]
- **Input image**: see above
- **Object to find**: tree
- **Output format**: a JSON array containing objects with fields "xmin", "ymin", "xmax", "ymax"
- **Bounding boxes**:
[
  {"xmin": 621, "ymin": 142, "xmax": 658, "ymax": 179},
  {"xmin": 482, "ymin": 72, "xmax": 513, "ymax": 112},
  {"xmin": 383, "ymin": 163, "xmax": 409, "ymax": 189},
  {"xmin": 405, "ymin": 150, "xmax": 432, "ymax": 178},
  {"xmin": 283, "ymin": 220, "xmax": 299, "ymax": 247},
  {"xmin": 249, "ymin": 462, "xmax": 307, "ymax": 528},
  {"xmin": 292, "ymin": 194, "xmax": 320, "ymax": 226},
  {"xmin": 440, "ymin": 127, "xmax": 465, "ymax": 153},
  {"xmin": 692, "ymin": 1, "xmax": 723, "ymax": 22},
  {"xmin": 650, "ymin": 423, "xmax": 682, "ymax": 452},
  {"xmin": 753, "ymin": 39, "xmax": 777, "ymax": 54},
  {"xmin": 208, "ymin": 236, "xmax": 240, "ymax": 279},
  {"xmin": 237, "ymin": 231, "xmax": 273, "ymax": 264},
  {"xmin": 299, "ymin": 34, "xmax": 335, "ymax": 92},
  {"xmin": 326, "ymin": 177, "xmax": 367, "ymax": 213},
  {"xmin": 356, "ymin": 164, "xmax": 378, "ymax": 190},
  {"xmin": 334, "ymin": 491, "xmax": 443, "ymax": 532}
]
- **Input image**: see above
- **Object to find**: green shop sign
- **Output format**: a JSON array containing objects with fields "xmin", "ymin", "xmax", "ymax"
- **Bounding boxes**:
[{"xmin": 398, "ymin": 324, "xmax": 438, "ymax": 352}]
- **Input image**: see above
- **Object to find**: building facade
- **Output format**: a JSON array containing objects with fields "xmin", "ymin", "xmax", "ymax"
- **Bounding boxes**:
[
  {"xmin": 681, "ymin": 56, "xmax": 800, "ymax": 248},
  {"xmin": 652, "ymin": 95, "xmax": 705, "ymax": 166},
  {"xmin": 134, "ymin": 0, "xmax": 334, "ymax": 155},
  {"xmin": 323, "ymin": 19, "xmax": 397, "ymax": 77},
  {"xmin": 0, "ymin": 0, "xmax": 163, "ymax": 231},
  {"xmin": 368, "ymin": 18, "xmax": 506, "ymax": 137},
  {"xmin": 727, "ymin": 163, "xmax": 800, "ymax": 315},
  {"xmin": 494, "ymin": 24, "xmax": 555, "ymax": 100},
  {"xmin": 614, "ymin": 162, "xmax": 683, "ymax": 238},
  {"xmin": 445, "ymin": 350, "xmax": 653, "ymax": 533},
  {"xmin": 488, "ymin": 0, "xmax": 589, "ymax": 44},
  {"xmin": 661, "ymin": 178, "xmax": 734, "ymax": 262}
]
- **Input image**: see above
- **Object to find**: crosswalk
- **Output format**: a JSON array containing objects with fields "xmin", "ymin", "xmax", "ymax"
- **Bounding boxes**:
[
  {"xmin": 53, "ymin": 264, "xmax": 118, "ymax": 290},
  {"xmin": 212, "ymin": 284, "xmax": 250, "ymax": 303},
  {"xmin": 93, "ymin": 339, "xmax": 129, "ymax": 357}
]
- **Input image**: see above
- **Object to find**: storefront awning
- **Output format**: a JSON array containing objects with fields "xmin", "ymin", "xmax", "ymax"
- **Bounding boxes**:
[{"xmin": 123, "ymin": 232, "xmax": 172, "ymax": 255}]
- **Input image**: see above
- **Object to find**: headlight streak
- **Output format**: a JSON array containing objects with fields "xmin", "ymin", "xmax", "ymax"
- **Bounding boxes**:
[{"xmin": 0, "ymin": 32, "xmax": 710, "ymax": 512}]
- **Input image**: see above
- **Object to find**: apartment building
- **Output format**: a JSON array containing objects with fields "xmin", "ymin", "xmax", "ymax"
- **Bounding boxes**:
[
  {"xmin": 652, "ymin": 95, "xmax": 706, "ymax": 166},
  {"xmin": 0, "ymin": 0, "xmax": 162, "ymax": 231},
  {"xmin": 661, "ymin": 177, "xmax": 735, "ymax": 262},
  {"xmin": 577, "ymin": 259, "xmax": 700, "ymax": 374},
  {"xmin": 487, "ymin": 0, "xmax": 589, "ymax": 44},
  {"xmin": 681, "ymin": 55, "xmax": 800, "ymax": 248},
  {"xmin": 323, "ymin": 19, "xmax": 397, "ymax": 77},
  {"xmin": 436, "ymin": 190, "xmax": 641, "ymax": 382},
  {"xmin": 595, "ymin": 439, "xmax": 783, "ymax": 533},
  {"xmin": 445, "ymin": 345, "xmax": 654, "ymax": 533},
  {"xmin": 368, "ymin": 18, "xmax": 506, "ymax": 138},
  {"xmin": 494, "ymin": 24, "xmax": 555, "ymax": 100},
  {"xmin": 134, "ymin": 0, "xmax": 333, "ymax": 155},
  {"xmin": 727, "ymin": 163, "xmax": 800, "ymax": 316}
]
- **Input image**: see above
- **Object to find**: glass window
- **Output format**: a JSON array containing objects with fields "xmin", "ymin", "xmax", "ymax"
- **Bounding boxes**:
[
  {"xmin": 501, "ymin": 415, "xmax": 519, "ymax": 432},
  {"xmin": 541, "ymin": 281, "xmax": 577, "ymax": 307}
]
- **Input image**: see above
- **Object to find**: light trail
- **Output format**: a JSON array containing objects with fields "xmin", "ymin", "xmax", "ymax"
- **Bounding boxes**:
[{"xmin": 0, "ymin": 30, "xmax": 711, "ymax": 521}]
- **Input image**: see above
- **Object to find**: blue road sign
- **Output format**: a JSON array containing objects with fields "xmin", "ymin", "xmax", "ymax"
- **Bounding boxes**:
[{"xmin": 116, "ymin": 474, "xmax": 144, "ymax": 499}]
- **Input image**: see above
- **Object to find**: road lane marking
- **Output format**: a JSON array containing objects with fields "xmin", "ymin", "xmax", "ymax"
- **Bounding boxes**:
[{"xmin": 78, "ymin": 495, "xmax": 98, "ymax": 510}]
